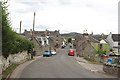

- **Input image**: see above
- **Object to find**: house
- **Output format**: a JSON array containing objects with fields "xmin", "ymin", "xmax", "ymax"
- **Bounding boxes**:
[
  {"xmin": 92, "ymin": 34, "xmax": 108, "ymax": 41},
  {"xmin": 75, "ymin": 32, "xmax": 99, "ymax": 60},
  {"xmin": 92, "ymin": 34, "xmax": 110, "ymax": 53},
  {"xmin": 106, "ymin": 32, "xmax": 120, "ymax": 53},
  {"xmin": 22, "ymin": 29, "xmax": 61, "ymax": 45},
  {"xmin": 74, "ymin": 32, "xmax": 110, "ymax": 62},
  {"xmin": 21, "ymin": 29, "xmax": 61, "ymax": 55}
]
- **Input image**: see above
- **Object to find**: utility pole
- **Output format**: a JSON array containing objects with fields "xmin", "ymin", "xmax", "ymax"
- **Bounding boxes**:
[
  {"xmin": 32, "ymin": 12, "xmax": 36, "ymax": 38},
  {"xmin": 19, "ymin": 21, "xmax": 22, "ymax": 34}
]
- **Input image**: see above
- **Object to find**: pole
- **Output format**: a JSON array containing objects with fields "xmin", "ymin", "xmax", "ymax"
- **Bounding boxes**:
[
  {"xmin": 33, "ymin": 12, "xmax": 35, "ymax": 37},
  {"xmin": 20, "ymin": 21, "xmax": 22, "ymax": 34}
]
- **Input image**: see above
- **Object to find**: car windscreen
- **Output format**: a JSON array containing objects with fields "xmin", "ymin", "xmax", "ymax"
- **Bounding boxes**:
[{"xmin": 45, "ymin": 51, "xmax": 49, "ymax": 52}]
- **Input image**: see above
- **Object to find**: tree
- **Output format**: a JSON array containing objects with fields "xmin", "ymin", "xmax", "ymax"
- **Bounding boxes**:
[
  {"xmin": 68, "ymin": 38, "xmax": 72, "ymax": 43},
  {"xmin": 1, "ymin": 1, "xmax": 34, "ymax": 58}
]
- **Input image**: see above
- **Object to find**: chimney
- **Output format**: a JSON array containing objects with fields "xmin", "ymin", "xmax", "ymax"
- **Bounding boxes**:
[
  {"xmin": 83, "ymin": 30, "xmax": 89, "ymax": 38},
  {"xmin": 24, "ymin": 29, "xmax": 27, "ymax": 32},
  {"xmin": 90, "ymin": 32, "xmax": 93, "ymax": 36},
  {"xmin": 30, "ymin": 29, "xmax": 33, "ymax": 36}
]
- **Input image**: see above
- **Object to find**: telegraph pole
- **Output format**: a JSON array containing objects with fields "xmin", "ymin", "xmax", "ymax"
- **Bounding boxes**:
[
  {"xmin": 19, "ymin": 21, "xmax": 22, "ymax": 34},
  {"xmin": 32, "ymin": 12, "xmax": 36, "ymax": 37}
]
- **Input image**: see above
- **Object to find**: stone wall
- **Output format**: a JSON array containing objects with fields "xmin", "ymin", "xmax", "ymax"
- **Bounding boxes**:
[
  {"xmin": 103, "ymin": 63, "xmax": 120, "ymax": 75},
  {"xmin": 0, "ymin": 56, "xmax": 2, "ymax": 78},
  {"xmin": 1, "ymin": 51, "xmax": 30, "ymax": 74}
]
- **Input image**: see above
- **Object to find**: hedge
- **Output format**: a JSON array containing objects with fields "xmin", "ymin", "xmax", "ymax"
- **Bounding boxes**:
[{"xmin": 1, "ymin": 1, "xmax": 34, "ymax": 58}]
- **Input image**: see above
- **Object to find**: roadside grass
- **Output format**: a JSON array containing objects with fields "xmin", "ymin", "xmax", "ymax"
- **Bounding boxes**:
[
  {"xmin": 84, "ymin": 57, "xmax": 104, "ymax": 65},
  {"xmin": 2, "ymin": 58, "xmax": 32, "ymax": 80},
  {"xmin": 2, "ymin": 63, "xmax": 19, "ymax": 80}
]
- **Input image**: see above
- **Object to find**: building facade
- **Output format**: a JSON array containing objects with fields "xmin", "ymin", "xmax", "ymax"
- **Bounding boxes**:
[
  {"xmin": 106, "ymin": 32, "xmax": 120, "ymax": 53},
  {"xmin": 21, "ymin": 29, "xmax": 61, "ymax": 55}
]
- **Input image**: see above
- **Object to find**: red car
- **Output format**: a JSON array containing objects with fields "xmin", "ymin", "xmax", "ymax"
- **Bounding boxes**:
[{"xmin": 68, "ymin": 49, "xmax": 75, "ymax": 56}]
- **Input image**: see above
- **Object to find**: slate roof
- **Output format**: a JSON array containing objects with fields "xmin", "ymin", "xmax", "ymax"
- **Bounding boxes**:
[
  {"xmin": 25, "ymin": 31, "xmax": 45, "ymax": 34},
  {"xmin": 74, "ymin": 34, "xmax": 83, "ymax": 40},
  {"xmin": 92, "ymin": 35, "xmax": 101, "ymax": 41},
  {"xmin": 92, "ymin": 35, "xmax": 108, "ymax": 41},
  {"xmin": 88, "ymin": 37, "xmax": 99, "ymax": 43},
  {"xmin": 112, "ymin": 34, "xmax": 120, "ymax": 42}
]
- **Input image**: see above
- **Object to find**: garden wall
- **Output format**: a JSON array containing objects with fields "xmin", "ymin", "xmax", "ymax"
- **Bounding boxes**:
[
  {"xmin": 103, "ymin": 63, "xmax": 120, "ymax": 75},
  {"xmin": 0, "ymin": 51, "xmax": 30, "ymax": 76}
]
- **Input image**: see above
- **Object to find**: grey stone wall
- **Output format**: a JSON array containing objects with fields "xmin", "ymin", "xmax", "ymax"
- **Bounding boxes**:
[
  {"xmin": 1, "ymin": 51, "xmax": 29, "ymax": 72},
  {"xmin": 0, "ymin": 56, "xmax": 2, "ymax": 78},
  {"xmin": 83, "ymin": 41, "xmax": 96, "ymax": 61},
  {"xmin": 103, "ymin": 64, "xmax": 120, "ymax": 75},
  {"xmin": 0, "ymin": 52, "xmax": 31, "ymax": 79}
]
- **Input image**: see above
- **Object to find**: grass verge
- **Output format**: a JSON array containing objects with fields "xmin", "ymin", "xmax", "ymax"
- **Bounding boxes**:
[
  {"xmin": 84, "ymin": 57, "xmax": 104, "ymax": 65},
  {"xmin": 2, "ymin": 63, "xmax": 19, "ymax": 80},
  {"xmin": 2, "ymin": 58, "xmax": 33, "ymax": 80}
]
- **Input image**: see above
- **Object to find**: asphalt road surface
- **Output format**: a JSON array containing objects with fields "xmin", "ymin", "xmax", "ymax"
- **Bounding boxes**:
[{"xmin": 19, "ymin": 48, "xmax": 116, "ymax": 78}]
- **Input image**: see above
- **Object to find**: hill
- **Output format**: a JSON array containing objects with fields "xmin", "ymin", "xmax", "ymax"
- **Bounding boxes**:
[{"xmin": 61, "ymin": 32, "xmax": 81, "ymax": 38}]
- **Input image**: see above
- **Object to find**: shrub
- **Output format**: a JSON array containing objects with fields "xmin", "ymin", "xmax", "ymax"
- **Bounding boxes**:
[
  {"xmin": 97, "ymin": 50, "xmax": 106, "ymax": 56},
  {"xmin": 2, "ymin": 1, "xmax": 34, "ymax": 58}
]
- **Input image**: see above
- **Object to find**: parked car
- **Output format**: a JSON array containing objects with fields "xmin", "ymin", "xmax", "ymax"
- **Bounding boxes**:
[
  {"xmin": 43, "ymin": 50, "xmax": 52, "ymax": 57},
  {"xmin": 68, "ymin": 49, "xmax": 75, "ymax": 56},
  {"xmin": 51, "ymin": 50, "xmax": 57, "ymax": 55}
]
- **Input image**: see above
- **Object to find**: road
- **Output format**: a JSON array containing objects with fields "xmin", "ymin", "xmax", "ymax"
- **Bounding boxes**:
[{"xmin": 16, "ymin": 47, "xmax": 116, "ymax": 78}]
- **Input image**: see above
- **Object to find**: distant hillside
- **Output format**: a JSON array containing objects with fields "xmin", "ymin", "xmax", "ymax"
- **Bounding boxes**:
[{"xmin": 61, "ymin": 32, "xmax": 81, "ymax": 38}]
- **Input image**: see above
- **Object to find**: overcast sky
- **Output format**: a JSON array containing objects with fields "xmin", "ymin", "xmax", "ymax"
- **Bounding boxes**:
[{"xmin": 7, "ymin": 0, "xmax": 119, "ymax": 34}]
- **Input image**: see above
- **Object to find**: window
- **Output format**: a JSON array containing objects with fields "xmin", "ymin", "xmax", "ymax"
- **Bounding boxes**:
[
  {"xmin": 100, "ymin": 44, "xmax": 102, "ymax": 49},
  {"xmin": 39, "ymin": 41, "xmax": 41, "ymax": 43},
  {"xmin": 44, "ymin": 40, "xmax": 46, "ymax": 44}
]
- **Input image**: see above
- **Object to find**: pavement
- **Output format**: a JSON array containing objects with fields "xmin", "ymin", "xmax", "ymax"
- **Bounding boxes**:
[
  {"xmin": 10, "ymin": 56, "xmax": 42, "ymax": 78},
  {"xmin": 75, "ymin": 56, "xmax": 105, "ymax": 73}
]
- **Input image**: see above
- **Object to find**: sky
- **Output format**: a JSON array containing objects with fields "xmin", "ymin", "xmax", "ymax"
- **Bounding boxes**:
[{"xmin": 7, "ymin": 0, "xmax": 119, "ymax": 34}]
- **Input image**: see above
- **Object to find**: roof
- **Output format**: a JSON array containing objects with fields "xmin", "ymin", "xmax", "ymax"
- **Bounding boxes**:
[
  {"xmin": 75, "ymin": 34, "xmax": 100, "ymax": 43},
  {"xmin": 88, "ymin": 37, "xmax": 99, "ymax": 43},
  {"xmin": 112, "ymin": 34, "xmax": 120, "ymax": 42},
  {"xmin": 74, "ymin": 34, "xmax": 83, "ymax": 40},
  {"xmin": 92, "ymin": 35, "xmax": 108, "ymax": 41},
  {"xmin": 92, "ymin": 35, "xmax": 101, "ymax": 41},
  {"xmin": 23, "ymin": 30, "xmax": 59, "ymax": 37}
]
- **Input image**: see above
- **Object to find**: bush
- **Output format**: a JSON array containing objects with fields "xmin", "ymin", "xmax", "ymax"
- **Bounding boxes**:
[
  {"xmin": 2, "ymin": 1, "xmax": 34, "ymax": 58},
  {"xmin": 97, "ymin": 50, "xmax": 106, "ymax": 56},
  {"xmin": 68, "ymin": 38, "xmax": 72, "ymax": 43}
]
